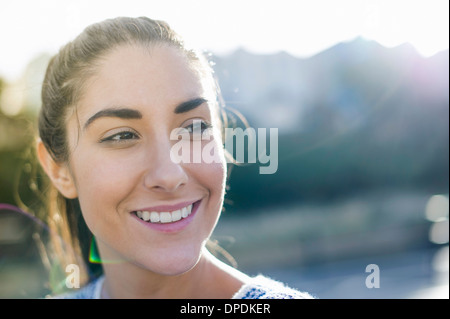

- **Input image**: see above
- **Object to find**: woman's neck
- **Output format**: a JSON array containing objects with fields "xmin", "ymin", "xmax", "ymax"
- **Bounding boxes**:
[{"xmin": 100, "ymin": 249, "xmax": 249, "ymax": 299}]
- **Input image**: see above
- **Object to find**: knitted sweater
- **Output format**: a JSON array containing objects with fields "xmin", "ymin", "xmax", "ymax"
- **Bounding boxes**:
[{"xmin": 53, "ymin": 275, "xmax": 313, "ymax": 299}]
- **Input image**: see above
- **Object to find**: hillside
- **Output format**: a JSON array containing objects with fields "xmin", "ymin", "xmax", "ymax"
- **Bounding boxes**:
[{"xmin": 211, "ymin": 38, "xmax": 449, "ymax": 209}]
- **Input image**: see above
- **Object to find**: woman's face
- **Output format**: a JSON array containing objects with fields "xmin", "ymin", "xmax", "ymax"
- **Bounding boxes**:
[{"xmin": 64, "ymin": 44, "xmax": 226, "ymax": 275}]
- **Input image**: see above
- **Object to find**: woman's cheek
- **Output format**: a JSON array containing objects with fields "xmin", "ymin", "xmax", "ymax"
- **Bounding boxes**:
[
  {"xmin": 71, "ymin": 153, "xmax": 137, "ymax": 225},
  {"xmin": 200, "ymin": 142, "xmax": 227, "ymax": 195}
]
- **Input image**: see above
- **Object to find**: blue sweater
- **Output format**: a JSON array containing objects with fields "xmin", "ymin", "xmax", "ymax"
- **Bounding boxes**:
[{"xmin": 54, "ymin": 275, "xmax": 313, "ymax": 299}]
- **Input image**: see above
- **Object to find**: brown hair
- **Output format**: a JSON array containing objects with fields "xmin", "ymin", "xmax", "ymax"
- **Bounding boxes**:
[{"xmin": 38, "ymin": 16, "xmax": 228, "ymax": 289}]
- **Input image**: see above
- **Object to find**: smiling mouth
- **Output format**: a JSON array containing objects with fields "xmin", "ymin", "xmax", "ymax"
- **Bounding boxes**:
[{"xmin": 132, "ymin": 202, "xmax": 196, "ymax": 224}]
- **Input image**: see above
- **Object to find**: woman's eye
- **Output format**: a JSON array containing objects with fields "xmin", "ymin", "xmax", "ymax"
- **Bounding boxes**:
[
  {"xmin": 185, "ymin": 120, "xmax": 213, "ymax": 136},
  {"xmin": 100, "ymin": 130, "xmax": 140, "ymax": 143}
]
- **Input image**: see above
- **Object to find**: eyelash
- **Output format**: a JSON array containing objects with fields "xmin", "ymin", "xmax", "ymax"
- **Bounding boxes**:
[
  {"xmin": 100, "ymin": 129, "xmax": 140, "ymax": 143},
  {"xmin": 184, "ymin": 121, "xmax": 213, "ymax": 134},
  {"xmin": 99, "ymin": 121, "xmax": 213, "ymax": 144}
]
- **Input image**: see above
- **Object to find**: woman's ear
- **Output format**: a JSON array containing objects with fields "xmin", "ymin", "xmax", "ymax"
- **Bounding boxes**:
[{"xmin": 36, "ymin": 138, "xmax": 78, "ymax": 199}]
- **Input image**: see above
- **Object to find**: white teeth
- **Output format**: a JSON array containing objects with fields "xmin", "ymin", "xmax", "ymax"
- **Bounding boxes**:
[
  {"xmin": 160, "ymin": 212, "xmax": 172, "ymax": 223},
  {"xmin": 181, "ymin": 207, "xmax": 188, "ymax": 218},
  {"xmin": 172, "ymin": 209, "xmax": 182, "ymax": 222},
  {"xmin": 135, "ymin": 203, "xmax": 196, "ymax": 223},
  {"xmin": 150, "ymin": 212, "xmax": 160, "ymax": 223}
]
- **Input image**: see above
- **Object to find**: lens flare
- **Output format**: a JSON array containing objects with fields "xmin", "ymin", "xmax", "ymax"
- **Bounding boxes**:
[{"xmin": 88, "ymin": 236, "xmax": 123, "ymax": 264}]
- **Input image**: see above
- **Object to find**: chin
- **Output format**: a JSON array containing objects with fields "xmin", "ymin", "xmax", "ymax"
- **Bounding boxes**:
[{"xmin": 136, "ymin": 244, "xmax": 203, "ymax": 276}]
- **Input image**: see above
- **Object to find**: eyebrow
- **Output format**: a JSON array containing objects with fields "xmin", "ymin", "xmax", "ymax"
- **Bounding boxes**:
[
  {"xmin": 83, "ymin": 97, "xmax": 208, "ymax": 130},
  {"xmin": 83, "ymin": 108, "xmax": 143, "ymax": 130},
  {"xmin": 174, "ymin": 97, "xmax": 208, "ymax": 114}
]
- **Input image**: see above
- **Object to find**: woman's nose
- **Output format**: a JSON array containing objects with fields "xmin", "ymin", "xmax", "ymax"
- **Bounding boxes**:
[{"xmin": 143, "ymin": 140, "xmax": 188, "ymax": 192}]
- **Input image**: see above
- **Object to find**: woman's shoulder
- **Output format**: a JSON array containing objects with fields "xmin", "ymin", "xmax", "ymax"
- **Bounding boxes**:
[
  {"xmin": 232, "ymin": 275, "xmax": 314, "ymax": 299},
  {"xmin": 48, "ymin": 274, "xmax": 314, "ymax": 299},
  {"xmin": 49, "ymin": 276, "xmax": 104, "ymax": 299}
]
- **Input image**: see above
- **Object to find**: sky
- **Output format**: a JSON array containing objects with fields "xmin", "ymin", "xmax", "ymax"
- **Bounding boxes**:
[{"xmin": 0, "ymin": 0, "xmax": 448, "ymax": 82}]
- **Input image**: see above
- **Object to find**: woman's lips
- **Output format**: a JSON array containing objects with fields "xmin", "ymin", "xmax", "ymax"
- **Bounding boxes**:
[
  {"xmin": 135, "ymin": 202, "xmax": 193, "ymax": 223},
  {"xmin": 131, "ymin": 200, "xmax": 202, "ymax": 233}
]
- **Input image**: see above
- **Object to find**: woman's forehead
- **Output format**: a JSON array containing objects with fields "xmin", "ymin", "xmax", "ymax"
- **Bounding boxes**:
[
  {"xmin": 94, "ymin": 45, "xmax": 204, "ymax": 96},
  {"xmin": 75, "ymin": 44, "xmax": 211, "ymax": 118}
]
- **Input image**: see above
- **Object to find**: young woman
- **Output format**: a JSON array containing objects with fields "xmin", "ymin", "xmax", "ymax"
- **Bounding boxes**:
[{"xmin": 36, "ymin": 16, "xmax": 312, "ymax": 299}]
